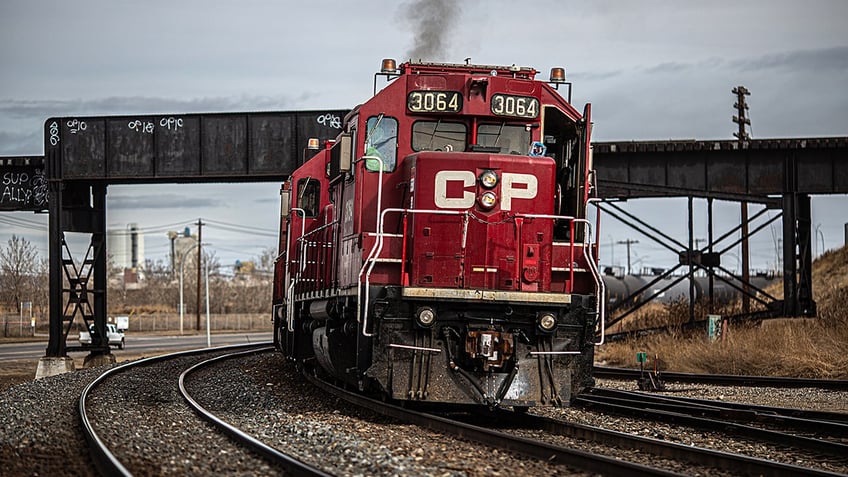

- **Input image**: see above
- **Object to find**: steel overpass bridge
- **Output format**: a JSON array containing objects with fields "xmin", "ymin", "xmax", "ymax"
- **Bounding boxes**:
[{"xmin": 2, "ymin": 119, "xmax": 847, "ymax": 368}]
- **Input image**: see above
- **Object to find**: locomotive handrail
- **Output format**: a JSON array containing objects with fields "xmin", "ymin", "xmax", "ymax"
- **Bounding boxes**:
[
  {"xmin": 359, "ymin": 207, "xmax": 469, "ymax": 337},
  {"xmin": 522, "ymin": 213, "xmax": 604, "ymax": 345},
  {"xmin": 359, "ymin": 208, "xmax": 604, "ymax": 342},
  {"xmin": 286, "ymin": 208, "xmax": 307, "ymax": 332},
  {"xmin": 587, "ymin": 197, "xmax": 606, "ymax": 345},
  {"xmin": 295, "ymin": 219, "xmax": 339, "ymax": 288},
  {"xmin": 288, "ymin": 216, "xmax": 340, "ymax": 332}
]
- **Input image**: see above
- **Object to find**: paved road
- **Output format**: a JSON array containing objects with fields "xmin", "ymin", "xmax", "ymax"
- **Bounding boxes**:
[{"xmin": 0, "ymin": 331, "xmax": 274, "ymax": 361}]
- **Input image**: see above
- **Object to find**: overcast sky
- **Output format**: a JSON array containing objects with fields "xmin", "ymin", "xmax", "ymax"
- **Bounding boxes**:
[{"xmin": 1, "ymin": 0, "xmax": 846, "ymax": 273}]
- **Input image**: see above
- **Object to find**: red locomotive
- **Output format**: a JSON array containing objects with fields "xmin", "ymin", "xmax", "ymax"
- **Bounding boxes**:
[{"xmin": 273, "ymin": 59, "xmax": 603, "ymax": 408}]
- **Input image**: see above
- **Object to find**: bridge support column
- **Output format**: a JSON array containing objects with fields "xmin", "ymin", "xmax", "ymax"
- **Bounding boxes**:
[
  {"xmin": 782, "ymin": 154, "xmax": 816, "ymax": 317},
  {"xmin": 35, "ymin": 357, "xmax": 76, "ymax": 379}
]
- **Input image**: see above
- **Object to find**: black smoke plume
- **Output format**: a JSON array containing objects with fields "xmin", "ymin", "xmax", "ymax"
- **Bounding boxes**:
[{"xmin": 402, "ymin": 0, "xmax": 462, "ymax": 62}]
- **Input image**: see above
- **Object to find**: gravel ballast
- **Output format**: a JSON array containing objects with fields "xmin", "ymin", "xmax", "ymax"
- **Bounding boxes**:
[{"xmin": 2, "ymin": 350, "xmax": 847, "ymax": 476}]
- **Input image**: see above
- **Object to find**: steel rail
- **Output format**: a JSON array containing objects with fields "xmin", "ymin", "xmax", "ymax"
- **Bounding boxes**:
[
  {"xmin": 594, "ymin": 366, "xmax": 848, "ymax": 390},
  {"xmin": 590, "ymin": 387, "xmax": 848, "ymax": 434},
  {"xmin": 575, "ymin": 390, "xmax": 848, "ymax": 457},
  {"xmin": 303, "ymin": 373, "xmax": 684, "ymax": 477},
  {"xmin": 653, "ymin": 393, "xmax": 848, "ymax": 424},
  {"xmin": 178, "ymin": 347, "xmax": 332, "ymax": 477},
  {"xmin": 478, "ymin": 408, "xmax": 845, "ymax": 477},
  {"xmin": 78, "ymin": 342, "xmax": 272, "ymax": 477}
]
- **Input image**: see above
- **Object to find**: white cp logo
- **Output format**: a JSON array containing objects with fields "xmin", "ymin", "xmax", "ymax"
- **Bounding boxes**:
[{"xmin": 434, "ymin": 170, "xmax": 537, "ymax": 210}]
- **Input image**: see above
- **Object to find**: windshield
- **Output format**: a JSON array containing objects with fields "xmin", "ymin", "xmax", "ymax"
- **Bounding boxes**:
[
  {"xmin": 476, "ymin": 124, "xmax": 531, "ymax": 155},
  {"xmin": 411, "ymin": 121, "xmax": 467, "ymax": 152}
]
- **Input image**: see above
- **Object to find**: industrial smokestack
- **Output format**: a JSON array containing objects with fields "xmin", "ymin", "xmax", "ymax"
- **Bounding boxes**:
[{"xmin": 402, "ymin": 0, "xmax": 461, "ymax": 61}]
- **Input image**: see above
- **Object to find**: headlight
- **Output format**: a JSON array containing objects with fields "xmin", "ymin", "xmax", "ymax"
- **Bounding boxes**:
[
  {"xmin": 478, "ymin": 191, "xmax": 498, "ymax": 209},
  {"xmin": 537, "ymin": 312, "xmax": 557, "ymax": 332},
  {"xmin": 479, "ymin": 170, "xmax": 499, "ymax": 189},
  {"xmin": 415, "ymin": 306, "xmax": 436, "ymax": 328}
]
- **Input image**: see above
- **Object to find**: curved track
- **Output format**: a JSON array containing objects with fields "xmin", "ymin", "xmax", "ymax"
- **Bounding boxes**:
[
  {"xmin": 178, "ymin": 347, "xmax": 331, "ymax": 477},
  {"xmin": 79, "ymin": 342, "xmax": 324, "ymax": 476}
]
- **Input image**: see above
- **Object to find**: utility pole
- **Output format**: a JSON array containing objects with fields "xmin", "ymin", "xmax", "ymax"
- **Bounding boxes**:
[
  {"xmin": 617, "ymin": 239, "xmax": 639, "ymax": 275},
  {"xmin": 733, "ymin": 86, "xmax": 751, "ymax": 314},
  {"xmin": 196, "ymin": 218, "xmax": 204, "ymax": 331}
]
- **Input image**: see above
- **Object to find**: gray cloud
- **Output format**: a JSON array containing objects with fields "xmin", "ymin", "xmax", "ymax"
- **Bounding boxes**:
[
  {"xmin": 635, "ymin": 46, "xmax": 848, "ymax": 77},
  {"xmin": 0, "ymin": 130, "xmax": 43, "ymax": 155},
  {"xmin": 643, "ymin": 61, "xmax": 693, "ymax": 75},
  {"xmin": 0, "ymin": 95, "xmax": 296, "ymax": 120},
  {"xmin": 730, "ymin": 46, "xmax": 848, "ymax": 72},
  {"xmin": 108, "ymin": 194, "xmax": 225, "ymax": 210}
]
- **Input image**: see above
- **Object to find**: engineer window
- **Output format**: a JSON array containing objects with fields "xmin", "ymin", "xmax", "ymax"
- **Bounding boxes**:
[
  {"xmin": 411, "ymin": 121, "xmax": 467, "ymax": 152},
  {"xmin": 364, "ymin": 116, "xmax": 398, "ymax": 172},
  {"xmin": 296, "ymin": 178, "xmax": 320, "ymax": 218},
  {"xmin": 476, "ymin": 123, "xmax": 531, "ymax": 155}
]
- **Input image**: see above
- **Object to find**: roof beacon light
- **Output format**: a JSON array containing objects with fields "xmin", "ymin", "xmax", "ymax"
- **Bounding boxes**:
[
  {"xmin": 307, "ymin": 138, "xmax": 320, "ymax": 150},
  {"xmin": 381, "ymin": 58, "xmax": 399, "ymax": 74},
  {"xmin": 549, "ymin": 67, "xmax": 566, "ymax": 83}
]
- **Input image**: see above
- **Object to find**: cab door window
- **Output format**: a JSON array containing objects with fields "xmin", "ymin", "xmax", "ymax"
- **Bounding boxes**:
[{"xmin": 364, "ymin": 116, "xmax": 398, "ymax": 172}]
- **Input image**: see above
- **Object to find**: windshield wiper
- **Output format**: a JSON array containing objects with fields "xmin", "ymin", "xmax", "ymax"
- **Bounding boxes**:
[{"xmin": 427, "ymin": 119, "xmax": 442, "ymax": 151}]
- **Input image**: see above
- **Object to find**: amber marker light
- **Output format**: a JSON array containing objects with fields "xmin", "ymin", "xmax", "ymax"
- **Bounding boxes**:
[
  {"xmin": 307, "ymin": 138, "xmax": 320, "ymax": 150},
  {"xmin": 381, "ymin": 58, "xmax": 398, "ymax": 74},
  {"xmin": 549, "ymin": 67, "xmax": 566, "ymax": 83}
]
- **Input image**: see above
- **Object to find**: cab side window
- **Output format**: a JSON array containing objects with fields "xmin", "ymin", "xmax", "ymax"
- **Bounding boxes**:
[
  {"xmin": 364, "ymin": 116, "xmax": 398, "ymax": 172},
  {"xmin": 296, "ymin": 178, "xmax": 320, "ymax": 218}
]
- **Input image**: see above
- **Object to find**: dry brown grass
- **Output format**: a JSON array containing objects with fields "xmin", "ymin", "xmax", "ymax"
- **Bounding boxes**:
[{"xmin": 597, "ymin": 245, "xmax": 848, "ymax": 379}]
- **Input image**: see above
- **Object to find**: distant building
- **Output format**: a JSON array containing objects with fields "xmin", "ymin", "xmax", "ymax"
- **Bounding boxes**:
[
  {"xmin": 107, "ymin": 223, "xmax": 145, "ymax": 270},
  {"xmin": 107, "ymin": 223, "xmax": 145, "ymax": 289},
  {"xmin": 170, "ymin": 227, "xmax": 198, "ymax": 274}
]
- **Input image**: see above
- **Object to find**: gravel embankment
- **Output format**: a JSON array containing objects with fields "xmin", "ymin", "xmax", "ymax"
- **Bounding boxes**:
[
  {"xmin": 530, "ymin": 378, "xmax": 848, "ymax": 475},
  {"xmin": 184, "ymin": 352, "xmax": 584, "ymax": 476},
  {"xmin": 84, "ymin": 352, "xmax": 278, "ymax": 476},
  {"xmin": 2, "ymin": 350, "xmax": 847, "ymax": 476}
]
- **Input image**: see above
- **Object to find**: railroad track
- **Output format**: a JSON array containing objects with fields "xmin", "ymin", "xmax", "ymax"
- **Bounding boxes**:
[
  {"xmin": 303, "ymin": 373, "xmax": 683, "ymax": 476},
  {"xmin": 177, "ymin": 346, "xmax": 331, "ymax": 476},
  {"xmin": 78, "ymin": 342, "xmax": 326, "ymax": 476},
  {"xmin": 575, "ymin": 387, "xmax": 848, "ymax": 465},
  {"xmin": 77, "ymin": 347, "xmax": 847, "ymax": 476},
  {"xmin": 463, "ymin": 408, "xmax": 846, "ymax": 477},
  {"xmin": 594, "ymin": 366, "xmax": 848, "ymax": 390},
  {"xmin": 304, "ymin": 370, "xmax": 848, "ymax": 476}
]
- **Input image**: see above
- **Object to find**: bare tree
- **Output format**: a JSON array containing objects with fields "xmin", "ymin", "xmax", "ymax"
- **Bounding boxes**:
[
  {"xmin": 0, "ymin": 235, "xmax": 39, "ymax": 313},
  {"xmin": 257, "ymin": 246, "xmax": 277, "ymax": 274}
]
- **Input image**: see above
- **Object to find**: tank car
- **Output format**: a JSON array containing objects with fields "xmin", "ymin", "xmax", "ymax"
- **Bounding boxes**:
[{"xmin": 272, "ymin": 59, "xmax": 603, "ymax": 408}]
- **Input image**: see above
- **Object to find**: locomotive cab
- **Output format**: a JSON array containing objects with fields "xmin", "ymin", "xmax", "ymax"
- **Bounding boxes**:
[{"xmin": 274, "ymin": 60, "xmax": 602, "ymax": 409}]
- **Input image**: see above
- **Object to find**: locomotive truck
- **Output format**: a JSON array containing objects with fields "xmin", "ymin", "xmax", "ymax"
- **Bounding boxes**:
[{"xmin": 273, "ymin": 59, "xmax": 603, "ymax": 409}]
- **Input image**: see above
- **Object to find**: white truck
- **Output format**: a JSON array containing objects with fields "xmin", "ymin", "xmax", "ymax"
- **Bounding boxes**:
[{"xmin": 79, "ymin": 323, "xmax": 125, "ymax": 349}]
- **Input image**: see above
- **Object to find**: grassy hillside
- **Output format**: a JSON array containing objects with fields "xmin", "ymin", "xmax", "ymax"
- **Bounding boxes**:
[{"xmin": 596, "ymin": 245, "xmax": 848, "ymax": 379}]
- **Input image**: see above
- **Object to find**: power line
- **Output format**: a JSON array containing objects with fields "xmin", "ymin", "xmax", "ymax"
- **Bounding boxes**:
[
  {"xmin": 203, "ymin": 222, "xmax": 278, "ymax": 238},
  {"xmin": 0, "ymin": 216, "xmax": 47, "ymax": 231},
  {"xmin": 203, "ymin": 218, "xmax": 278, "ymax": 234}
]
